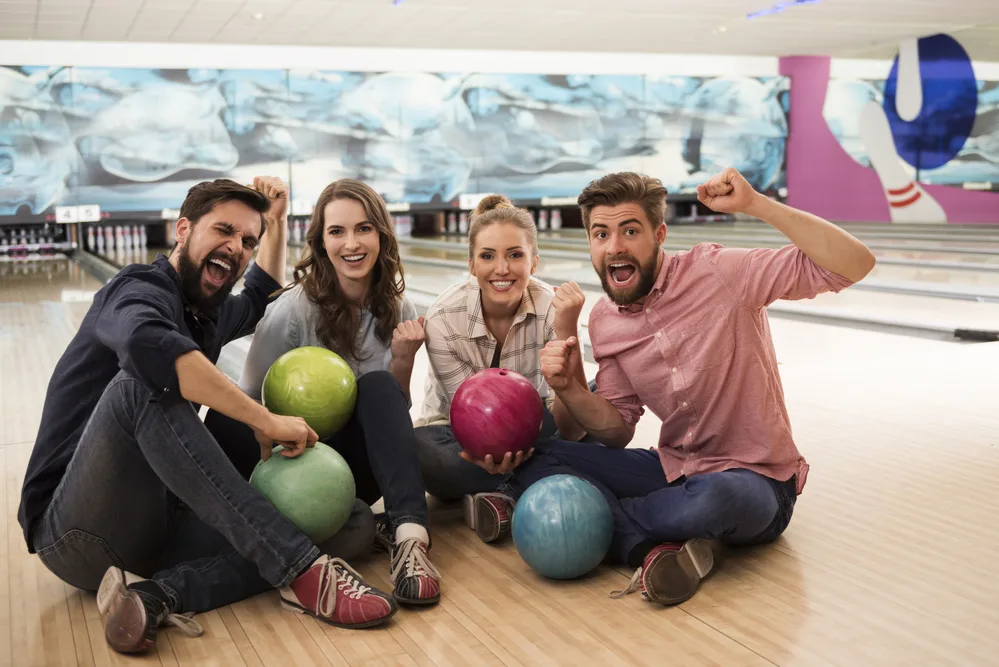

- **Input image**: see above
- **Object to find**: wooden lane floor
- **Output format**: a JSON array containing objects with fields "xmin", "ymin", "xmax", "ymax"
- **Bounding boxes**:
[{"xmin": 3, "ymin": 253, "xmax": 999, "ymax": 665}]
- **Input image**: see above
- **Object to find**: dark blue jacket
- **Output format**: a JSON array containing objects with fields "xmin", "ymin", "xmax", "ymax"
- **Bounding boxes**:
[{"xmin": 17, "ymin": 255, "xmax": 281, "ymax": 551}]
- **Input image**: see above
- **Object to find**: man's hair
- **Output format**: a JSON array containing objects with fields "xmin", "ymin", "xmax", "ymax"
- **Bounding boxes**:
[
  {"xmin": 577, "ymin": 172, "xmax": 668, "ymax": 230},
  {"xmin": 178, "ymin": 179, "xmax": 271, "ymax": 234}
]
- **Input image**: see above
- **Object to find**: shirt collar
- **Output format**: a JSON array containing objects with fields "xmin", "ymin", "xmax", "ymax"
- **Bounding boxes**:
[
  {"xmin": 616, "ymin": 248, "xmax": 673, "ymax": 313},
  {"xmin": 153, "ymin": 253, "xmax": 219, "ymax": 322},
  {"xmin": 466, "ymin": 276, "xmax": 537, "ymax": 339}
]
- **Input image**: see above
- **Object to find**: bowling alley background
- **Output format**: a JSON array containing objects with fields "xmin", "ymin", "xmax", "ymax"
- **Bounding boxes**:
[{"xmin": 1, "ymin": 32, "xmax": 997, "ymax": 224}]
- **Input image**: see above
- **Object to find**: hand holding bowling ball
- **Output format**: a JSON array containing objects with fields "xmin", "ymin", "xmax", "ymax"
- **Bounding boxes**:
[
  {"xmin": 540, "ymin": 337, "xmax": 582, "ymax": 392},
  {"xmin": 252, "ymin": 413, "xmax": 319, "ymax": 462},
  {"xmin": 460, "ymin": 448, "xmax": 535, "ymax": 474},
  {"xmin": 450, "ymin": 368, "xmax": 545, "ymax": 471},
  {"xmin": 696, "ymin": 168, "xmax": 760, "ymax": 215},
  {"xmin": 392, "ymin": 315, "xmax": 426, "ymax": 361},
  {"xmin": 552, "ymin": 282, "xmax": 585, "ymax": 338}
]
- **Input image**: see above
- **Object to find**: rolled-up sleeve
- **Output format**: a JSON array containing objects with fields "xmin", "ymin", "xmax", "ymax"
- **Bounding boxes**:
[
  {"xmin": 218, "ymin": 262, "xmax": 283, "ymax": 345},
  {"xmin": 704, "ymin": 243, "xmax": 856, "ymax": 310},
  {"xmin": 423, "ymin": 311, "xmax": 476, "ymax": 403},
  {"xmin": 94, "ymin": 284, "xmax": 199, "ymax": 399},
  {"xmin": 588, "ymin": 309, "xmax": 644, "ymax": 426}
]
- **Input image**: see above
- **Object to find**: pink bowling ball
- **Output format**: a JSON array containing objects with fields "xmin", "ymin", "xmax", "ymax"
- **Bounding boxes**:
[{"xmin": 450, "ymin": 368, "xmax": 544, "ymax": 461}]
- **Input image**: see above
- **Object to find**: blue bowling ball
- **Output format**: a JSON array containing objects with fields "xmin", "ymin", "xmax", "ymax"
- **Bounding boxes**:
[
  {"xmin": 512, "ymin": 474, "xmax": 614, "ymax": 580},
  {"xmin": 883, "ymin": 33, "xmax": 978, "ymax": 170}
]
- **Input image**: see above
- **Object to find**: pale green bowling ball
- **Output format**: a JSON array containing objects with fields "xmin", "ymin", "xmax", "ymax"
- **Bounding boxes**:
[{"xmin": 249, "ymin": 443, "xmax": 356, "ymax": 543}]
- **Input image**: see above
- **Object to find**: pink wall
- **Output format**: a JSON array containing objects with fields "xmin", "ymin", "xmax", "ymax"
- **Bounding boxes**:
[{"xmin": 779, "ymin": 56, "xmax": 999, "ymax": 224}]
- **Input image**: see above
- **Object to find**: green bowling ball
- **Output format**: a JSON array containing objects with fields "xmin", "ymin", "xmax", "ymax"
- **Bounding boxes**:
[
  {"xmin": 262, "ymin": 346, "xmax": 357, "ymax": 440},
  {"xmin": 249, "ymin": 443, "xmax": 356, "ymax": 543}
]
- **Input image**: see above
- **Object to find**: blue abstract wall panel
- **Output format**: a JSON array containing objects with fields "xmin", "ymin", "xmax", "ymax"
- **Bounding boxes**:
[{"xmin": 0, "ymin": 64, "xmax": 788, "ymax": 219}]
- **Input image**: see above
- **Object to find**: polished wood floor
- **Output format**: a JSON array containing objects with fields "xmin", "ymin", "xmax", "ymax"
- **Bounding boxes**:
[{"xmin": 2, "ymin": 256, "xmax": 998, "ymax": 666}]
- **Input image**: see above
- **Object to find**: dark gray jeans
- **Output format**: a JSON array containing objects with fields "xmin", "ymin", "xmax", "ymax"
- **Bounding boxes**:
[{"xmin": 32, "ymin": 371, "xmax": 373, "ymax": 614}]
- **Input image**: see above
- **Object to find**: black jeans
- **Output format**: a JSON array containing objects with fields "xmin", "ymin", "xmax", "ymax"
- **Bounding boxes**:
[
  {"xmin": 207, "ymin": 370, "xmax": 430, "ymax": 531},
  {"xmin": 502, "ymin": 439, "xmax": 797, "ymax": 565},
  {"xmin": 31, "ymin": 371, "xmax": 378, "ymax": 615}
]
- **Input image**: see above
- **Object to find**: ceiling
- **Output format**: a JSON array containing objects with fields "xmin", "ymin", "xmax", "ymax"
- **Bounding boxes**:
[{"xmin": 0, "ymin": 0, "xmax": 997, "ymax": 61}]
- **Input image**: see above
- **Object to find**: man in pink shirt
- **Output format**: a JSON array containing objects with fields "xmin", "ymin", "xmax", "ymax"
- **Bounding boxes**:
[{"xmin": 482, "ymin": 168, "xmax": 876, "ymax": 606}]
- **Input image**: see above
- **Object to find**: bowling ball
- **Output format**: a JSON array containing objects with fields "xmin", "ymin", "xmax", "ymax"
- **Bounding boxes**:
[
  {"xmin": 262, "ymin": 346, "xmax": 357, "ymax": 440},
  {"xmin": 449, "ymin": 367, "xmax": 544, "ymax": 461},
  {"xmin": 249, "ymin": 442, "xmax": 356, "ymax": 543},
  {"xmin": 512, "ymin": 474, "xmax": 613, "ymax": 580},
  {"xmin": 883, "ymin": 34, "xmax": 978, "ymax": 170}
]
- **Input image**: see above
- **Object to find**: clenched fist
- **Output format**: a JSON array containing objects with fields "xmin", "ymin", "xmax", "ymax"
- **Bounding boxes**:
[
  {"xmin": 695, "ymin": 168, "xmax": 761, "ymax": 215},
  {"xmin": 552, "ymin": 281, "xmax": 585, "ymax": 339},
  {"xmin": 392, "ymin": 315, "xmax": 425, "ymax": 361},
  {"xmin": 540, "ymin": 336, "xmax": 583, "ymax": 392},
  {"xmin": 252, "ymin": 176, "xmax": 290, "ymax": 224}
]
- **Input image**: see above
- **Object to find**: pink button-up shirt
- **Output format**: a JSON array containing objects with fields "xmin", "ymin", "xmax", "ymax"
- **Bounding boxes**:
[{"xmin": 588, "ymin": 242, "xmax": 856, "ymax": 495}]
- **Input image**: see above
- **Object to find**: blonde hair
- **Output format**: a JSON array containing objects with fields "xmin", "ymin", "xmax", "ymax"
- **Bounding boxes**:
[{"xmin": 467, "ymin": 194, "xmax": 538, "ymax": 260}]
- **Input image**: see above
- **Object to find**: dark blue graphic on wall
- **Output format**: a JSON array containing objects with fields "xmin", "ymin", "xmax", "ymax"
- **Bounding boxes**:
[
  {"xmin": 824, "ymin": 36, "xmax": 999, "ymax": 189},
  {"xmin": 0, "ymin": 65, "xmax": 789, "ymax": 218}
]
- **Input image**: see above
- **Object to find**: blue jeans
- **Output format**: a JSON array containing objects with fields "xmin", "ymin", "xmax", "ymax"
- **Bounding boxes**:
[
  {"xmin": 502, "ymin": 440, "xmax": 797, "ymax": 565},
  {"xmin": 206, "ymin": 370, "xmax": 429, "ymax": 531},
  {"xmin": 31, "ymin": 371, "xmax": 374, "ymax": 614},
  {"xmin": 415, "ymin": 405, "xmax": 559, "ymax": 501}
]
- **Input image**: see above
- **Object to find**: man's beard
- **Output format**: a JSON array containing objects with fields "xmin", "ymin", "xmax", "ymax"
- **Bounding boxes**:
[
  {"xmin": 596, "ymin": 252, "xmax": 658, "ymax": 306},
  {"xmin": 176, "ymin": 245, "xmax": 240, "ymax": 312}
]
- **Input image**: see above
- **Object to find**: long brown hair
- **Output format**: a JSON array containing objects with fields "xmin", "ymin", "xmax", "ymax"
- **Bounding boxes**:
[
  {"xmin": 286, "ymin": 179, "xmax": 404, "ymax": 360},
  {"xmin": 467, "ymin": 194, "xmax": 539, "ymax": 260}
]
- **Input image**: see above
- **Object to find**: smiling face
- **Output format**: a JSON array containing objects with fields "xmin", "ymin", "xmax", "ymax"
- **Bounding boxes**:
[
  {"xmin": 173, "ymin": 198, "xmax": 262, "ymax": 311},
  {"xmin": 469, "ymin": 221, "xmax": 538, "ymax": 315},
  {"xmin": 587, "ymin": 202, "xmax": 666, "ymax": 306},
  {"xmin": 322, "ymin": 197, "xmax": 381, "ymax": 293}
]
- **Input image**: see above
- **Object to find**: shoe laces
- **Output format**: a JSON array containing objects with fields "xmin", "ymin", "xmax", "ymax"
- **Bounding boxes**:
[
  {"xmin": 610, "ymin": 566, "xmax": 643, "ymax": 599},
  {"xmin": 390, "ymin": 538, "xmax": 441, "ymax": 584},
  {"xmin": 164, "ymin": 612, "xmax": 204, "ymax": 638},
  {"xmin": 316, "ymin": 558, "xmax": 373, "ymax": 616}
]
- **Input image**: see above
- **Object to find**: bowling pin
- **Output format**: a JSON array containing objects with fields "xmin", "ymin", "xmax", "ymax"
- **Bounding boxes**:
[
  {"xmin": 458, "ymin": 212, "xmax": 468, "ymax": 235},
  {"xmin": 550, "ymin": 209, "xmax": 562, "ymax": 230},
  {"xmin": 538, "ymin": 209, "xmax": 548, "ymax": 231},
  {"xmin": 447, "ymin": 212, "xmax": 457, "ymax": 234},
  {"xmin": 858, "ymin": 100, "xmax": 946, "ymax": 223},
  {"xmin": 139, "ymin": 225, "xmax": 147, "ymax": 248}
]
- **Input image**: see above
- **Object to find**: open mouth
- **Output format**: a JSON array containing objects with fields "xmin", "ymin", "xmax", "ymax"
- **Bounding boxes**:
[
  {"xmin": 205, "ymin": 255, "xmax": 233, "ymax": 286},
  {"xmin": 341, "ymin": 253, "xmax": 367, "ymax": 266},
  {"xmin": 607, "ymin": 262, "xmax": 637, "ymax": 287},
  {"xmin": 489, "ymin": 279, "xmax": 514, "ymax": 292}
]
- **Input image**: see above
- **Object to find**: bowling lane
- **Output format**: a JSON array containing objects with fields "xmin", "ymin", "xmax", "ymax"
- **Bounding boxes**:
[
  {"xmin": 399, "ymin": 236, "xmax": 999, "ymax": 298},
  {"xmin": 397, "ymin": 243, "xmax": 999, "ymax": 339}
]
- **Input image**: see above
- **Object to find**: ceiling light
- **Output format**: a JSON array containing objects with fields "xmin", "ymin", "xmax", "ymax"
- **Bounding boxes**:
[
  {"xmin": 747, "ymin": 0, "xmax": 820, "ymax": 19},
  {"xmin": 253, "ymin": 12, "xmax": 264, "ymax": 20}
]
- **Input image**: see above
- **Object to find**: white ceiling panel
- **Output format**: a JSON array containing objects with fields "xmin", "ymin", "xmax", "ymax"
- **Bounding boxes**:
[{"xmin": 0, "ymin": 0, "xmax": 997, "ymax": 62}]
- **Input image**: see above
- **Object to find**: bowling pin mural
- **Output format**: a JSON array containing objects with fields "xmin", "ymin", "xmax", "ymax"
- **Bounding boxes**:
[{"xmin": 857, "ymin": 34, "xmax": 979, "ymax": 224}]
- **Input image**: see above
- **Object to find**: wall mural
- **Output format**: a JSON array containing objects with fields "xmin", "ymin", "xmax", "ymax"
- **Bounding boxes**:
[
  {"xmin": 0, "ymin": 64, "xmax": 789, "ymax": 219},
  {"xmin": 822, "ymin": 34, "xmax": 996, "ymax": 222}
]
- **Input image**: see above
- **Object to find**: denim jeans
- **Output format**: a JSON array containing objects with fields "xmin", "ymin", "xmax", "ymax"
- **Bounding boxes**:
[
  {"xmin": 502, "ymin": 440, "xmax": 797, "ymax": 565},
  {"xmin": 415, "ymin": 405, "xmax": 559, "ymax": 501},
  {"xmin": 207, "ymin": 370, "xmax": 429, "ymax": 532},
  {"xmin": 31, "ymin": 370, "xmax": 374, "ymax": 614}
]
